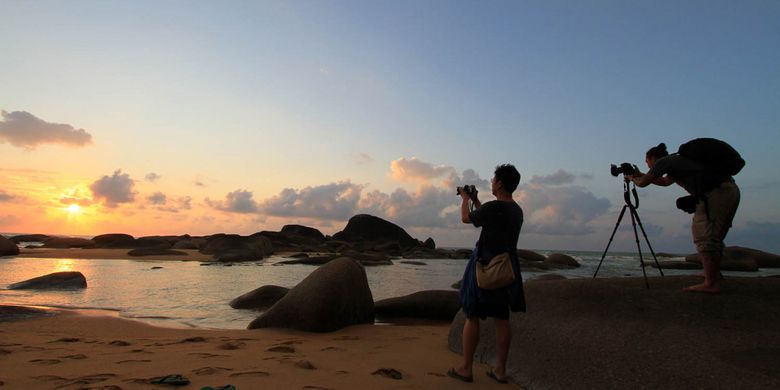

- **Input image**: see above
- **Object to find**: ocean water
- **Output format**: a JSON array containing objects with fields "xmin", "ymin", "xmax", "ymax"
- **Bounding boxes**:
[{"xmin": 1, "ymin": 251, "xmax": 778, "ymax": 329}]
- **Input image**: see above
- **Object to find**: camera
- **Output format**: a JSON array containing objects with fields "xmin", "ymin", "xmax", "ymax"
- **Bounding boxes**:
[
  {"xmin": 610, "ymin": 162, "xmax": 638, "ymax": 177},
  {"xmin": 456, "ymin": 184, "xmax": 476, "ymax": 196}
]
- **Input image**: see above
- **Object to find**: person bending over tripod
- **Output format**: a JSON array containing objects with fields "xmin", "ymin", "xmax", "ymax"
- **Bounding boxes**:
[{"xmin": 627, "ymin": 143, "xmax": 740, "ymax": 294}]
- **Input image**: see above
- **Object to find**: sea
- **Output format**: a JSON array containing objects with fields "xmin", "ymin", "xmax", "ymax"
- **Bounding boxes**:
[{"xmin": 2, "ymin": 249, "xmax": 779, "ymax": 330}]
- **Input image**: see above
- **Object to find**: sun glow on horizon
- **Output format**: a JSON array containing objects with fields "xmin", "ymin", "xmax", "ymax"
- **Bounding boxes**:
[{"xmin": 66, "ymin": 204, "xmax": 82, "ymax": 215}]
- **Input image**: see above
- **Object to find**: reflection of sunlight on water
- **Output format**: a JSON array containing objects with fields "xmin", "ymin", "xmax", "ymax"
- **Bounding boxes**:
[{"xmin": 54, "ymin": 259, "xmax": 76, "ymax": 272}]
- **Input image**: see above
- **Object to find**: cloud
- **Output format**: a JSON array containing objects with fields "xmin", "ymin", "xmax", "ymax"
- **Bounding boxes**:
[
  {"xmin": 390, "ymin": 157, "xmax": 457, "ymax": 183},
  {"xmin": 262, "ymin": 181, "xmax": 363, "ymax": 220},
  {"xmin": 529, "ymin": 169, "xmax": 576, "ymax": 186},
  {"xmin": 60, "ymin": 196, "xmax": 93, "ymax": 207},
  {"xmin": 194, "ymin": 181, "xmax": 206, "ymax": 187},
  {"xmin": 90, "ymin": 170, "xmax": 137, "ymax": 208},
  {"xmin": 518, "ymin": 184, "xmax": 611, "ymax": 235},
  {"xmin": 371, "ymin": 185, "xmax": 458, "ymax": 228},
  {"xmin": 0, "ymin": 110, "xmax": 93, "ymax": 150},
  {"xmin": 147, "ymin": 192, "xmax": 167, "ymax": 205},
  {"xmin": 145, "ymin": 173, "xmax": 161, "ymax": 182},
  {"xmin": 0, "ymin": 190, "xmax": 15, "ymax": 202},
  {"xmin": 207, "ymin": 189, "xmax": 259, "ymax": 213},
  {"xmin": 356, "ymin": 153, "xmax": 373, "ymax": 165}
]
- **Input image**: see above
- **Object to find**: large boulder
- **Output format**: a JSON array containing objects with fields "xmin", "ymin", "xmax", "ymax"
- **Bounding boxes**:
[
  {"xmin": 544, "ymin": 253, "xmax": 580, "ymax": 268},
  {"xmin": 200, "ymin": 234, "xmax": 272, "ymax": 262},
  {"xmin": 9, "ymin": 234, "xmax": 51, "ymax": 244},
  {"xmin": 423, "ymin": 237, "xmax": 436, "ymax": 250},
  {"xmin": 281, "ymin": 225, "xmax": 325, "ymax": 243},
  {"xmin": 0, "ymin": 236, "xmax": 19, "ymax": 256},
  {"xmin": 247, "ymin": 257, "xmax": 374, "ymax": 332},
  {"xmin": 229, "ymin": 285, "xmax": 290, "ymax": 310},
  {"xmin": 134, "ymin": 236, "xmax": 173, "ymax": 249},
  {"xmin": 92, "ymin": 233, "xmax": 136, "ymax": 248},
  {"xmin": 724, "ymin": 246, "xmax": 780, "ymax": 268},
  {"xmin": 172, "ymin": 239, "xmax": 200, "ymax": 249},
  {"xmin": 518, "ymin": 249, "xmax": 545, "ymax": 262},
  {"xmin": 333, "ymin": 214, "xmax": 419, "ymax": 250},
  {"xmin": 374, "ymin": 290, "xmax": 460, "ymax": 321},
  {"xmin": 9, "ymin": 271, "xmax": 87, "ymax": 290},
  {"xmin": 448, "ymin": 276, "xmax": 780, "ymax": 389},
  {"xmin": 42, "ymin": 237, "xmax": 95, "ymax": 248},
  {"xmin": 127, "ymin": 248, "xmax": 188, "ymax": 257}
]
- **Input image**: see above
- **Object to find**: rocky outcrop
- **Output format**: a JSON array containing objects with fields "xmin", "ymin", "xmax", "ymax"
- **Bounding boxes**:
[
  {"xmin": 423, "ymin": 237, "xmax": 436, "ymax": 250},
  {"xmin": 92, "ymin": 234, "xmax": 136, "ymax": 248},
  {"xmin": 134, "ymin": 236, "xmax": 173, "ymax": 249},
  {"xmin": 127, "ymin": 248, "xmax": 188, "ymax": 257},
  {"xmin": 42, "ymin": 237, "xmax": 95, "ymax": 248},
  {"xmin": 9, "ymin": 234, "xmax": 51, "ymax": 244},
  {"xmin": 199, "ymin": 234, "xmax": 273, "ymax": 262},
  {"xmin": 448, "ymin": 276, "xmax": 780, "ymax": 389},
  {"xmin": 281, "ymin": 225, "xmax": 325, "ymax": 242},
  {"xmin": 333, "ymin": 214, "xmax": 418, "ymax": 250},
  {"xmin": 172, "ymin": 239, "xmax": 199, "ymax": 250},
  {"xmin": 248, "ymin": 257, "xmax": 374, "ymax": 332},
  {"xmin": 230, "ymin": 285, "xmax": 290, "ymax": 310},
  {"xmin": 8, "ymin": 271, "xmax": 87, "ymax": 290},
  {"xmin": 544, "ymin": 253, "xmax": 580, "ymax": 268},
  {"xmin": 683, "ymin": 246, "xmax": 774, "ymax": 272},
  {"xmin": 374, "ymin": 290, "xmax": 460, "ymax": 321},
  {"xmin": 0, "ymin": 236, "xmax": 19, "ymax": 257}
]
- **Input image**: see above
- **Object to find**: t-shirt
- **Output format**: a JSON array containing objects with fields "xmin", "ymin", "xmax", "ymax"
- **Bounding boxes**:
[
  {"xmin": 468, "ymin": 200, "xmax": 523, "ymax": 257},
  {"xmin": 648, "ymin": 154, "xmax": 730, "ymax": 195}
]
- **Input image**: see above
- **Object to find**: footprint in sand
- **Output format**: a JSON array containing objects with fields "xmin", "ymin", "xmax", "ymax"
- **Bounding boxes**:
[
  {"xmin": 60, "ymin": 354, "xmax": 88, "ymax": 360},
  {"xmin": 218, "ymin": 341, "xmax": 246, "ymax": 350},
  {"xmin": 295, "ymin": 360, "xmax": 316, "ymax": 370},
  {"xmin": 115, "ymin": 359, "xmax": 152, "ymax": 364},
  {"xmin": 51, "ymin": 337, "xmax": 81, "ymax": 343},
  {"xmin": 302, "ymin": 386, "xmax": 335, "ymax": 390},
  {"xmin": 188, "ymin": 352, "xmax": 230, "ymax": 359},
  {"xmin": 372, "ymin": 368, "xmax": 403, "ymax": 380},
  {"xmin": 276, "ymin": 339, "xmax": 304, "ymax": 345},
  {"xmin": 425, "ymin": 372, "xmax": 446, "ymax": 378},
  {"xmin": 29, "ymin": 358, "xmax": 62, "ymax": 365},
  {"xmin": 180, "ymin": 336, "xmax": 208, "ymax": 343},
  {"xmin": 332, "ymin": 335, "xmax": 360, "ymax": 341},
  {"xmin": 320, "ymin": 346, "xmax": 344, "ymax": 352},
  {"xmin": 193, "ymin": 366, "xmax": 233, "ymax": 375},
  {"xmin": 0, "ymin": 348, "xmax": 12, "ymax": 355},
  {"xmin": 266, "ymin": 345, "xmax": 296, "ymax": 353},
  {"xmin": 229, "ymin": 371, "xmax": 271, "ymax": 378},
  {"xmin": 109, "ymin": 340, "xmax": 132, "ymax": 346}
]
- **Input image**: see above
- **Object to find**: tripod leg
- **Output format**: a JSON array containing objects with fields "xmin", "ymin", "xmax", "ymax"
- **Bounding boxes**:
[
  {"xmin": 628, "ymin": 206, "xmax": 650, "ymax": 288},
  {"xmin": 632, "ymin": 207, "xmax": 664, "ymax": 277},
  {"xmin": 594, "ymin": 205, "xmax": 628, "ymax": 278}
]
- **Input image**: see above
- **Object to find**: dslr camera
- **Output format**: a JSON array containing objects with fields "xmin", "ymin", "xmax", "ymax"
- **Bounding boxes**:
[
  {"xmin": 456, "ymin": 184, "xmax": 477, "ymax": 196},
  {"xmin": 610, "ymin": 162, "xmax": 639, "ymax": 177}
]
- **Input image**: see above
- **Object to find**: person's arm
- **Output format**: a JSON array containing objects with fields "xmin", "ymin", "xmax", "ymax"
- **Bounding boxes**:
[
  {"xmin": 460, "ymin": 192, "xmax": 481, "ymax": 224},
  {"xmin": 629, "ymin": 171, "xmax": 674, "ymax": 187}
]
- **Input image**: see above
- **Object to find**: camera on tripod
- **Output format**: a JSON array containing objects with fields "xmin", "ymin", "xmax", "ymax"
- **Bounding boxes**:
[
  {"xmin": 456, "ymin": 184, "xmax": 476, "ymax": 196},
  {"xmin": 610, "ymin": 162, "xmax": 639, "ymax": 177}
]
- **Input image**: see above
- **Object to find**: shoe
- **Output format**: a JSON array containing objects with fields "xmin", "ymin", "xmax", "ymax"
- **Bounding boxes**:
[
  {"xmin": 447, "ymin": 367, "xmax": 473, "ymax": 383},
  {"xmin": 486, "ymin": 370, "xmax": 508, "ymax": 384}
]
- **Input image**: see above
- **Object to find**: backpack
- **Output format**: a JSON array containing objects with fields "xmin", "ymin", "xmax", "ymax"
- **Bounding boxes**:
[{"xmin": 677, "ymin": 138, "xmax": 745, "ymax": 176}]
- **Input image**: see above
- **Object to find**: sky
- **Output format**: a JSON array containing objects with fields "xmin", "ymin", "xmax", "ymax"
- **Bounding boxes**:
[{"xmin": 1, "ymin": 0, "xmax": 779, "ymax": 253}]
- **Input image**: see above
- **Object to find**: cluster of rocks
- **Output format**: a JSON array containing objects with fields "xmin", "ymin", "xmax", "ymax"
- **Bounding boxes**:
[{"xmin": 650, "ymin": 246, "xmax": 780, "ymax": 272}]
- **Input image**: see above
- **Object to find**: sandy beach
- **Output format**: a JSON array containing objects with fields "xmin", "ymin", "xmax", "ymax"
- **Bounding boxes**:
[{"xmin": 0, "ymin": 307, "xmax": 517, "ymax": 389}]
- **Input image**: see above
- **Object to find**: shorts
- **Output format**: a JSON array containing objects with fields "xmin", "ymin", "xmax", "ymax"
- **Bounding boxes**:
[
  {"xmin": 471, "ymin": 289, "xmax": 510, "ymax": 320},
  {"xmin": 692, "ymin": 181, "xmax": 740, "ymax": 253}
]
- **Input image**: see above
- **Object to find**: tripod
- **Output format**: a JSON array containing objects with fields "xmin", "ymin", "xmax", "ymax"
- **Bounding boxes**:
[{"xmin": 593, "ymin": 178, "xmax": 664, "ymax": 288}]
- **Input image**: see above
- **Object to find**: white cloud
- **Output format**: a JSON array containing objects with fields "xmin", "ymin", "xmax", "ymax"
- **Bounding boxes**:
[
  {"xmin": 145, "ymin": 173, "xmax": 161, "ymax": 182},
  {"xmin": 262, "ymin": 181, "xmax": 364, "ymax": 220},
  {"xmin": 0, "ymin": 110, "xmax": 93, "ymax": 150},
  {"xmin": 390, "ymin": 157, "xmax": 457, "ymax": 184},
  {"xmin": 206, "ymin": 189, "xmax": 259, "ymax": 213},
  {"xmin": 529, "ymin": 169, "xmax": 576, "ymax": 186},
  {"xmin": 90, "ymin": 170, "xmax": 137, "ymax": 208},
  {"xmin": 518, "ymin": 184, "xmax": 611, "ymax": 235}
]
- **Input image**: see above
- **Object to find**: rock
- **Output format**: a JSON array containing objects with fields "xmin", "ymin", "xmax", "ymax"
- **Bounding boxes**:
[
  {"xmin": 448, "ymin": 276, "xmax": 780, "ymax": 389},
  {"xmin": 92, "ymin": 233, "xmax": 136, "ymax": 248},
  {"xmin": 374, "ymin": 290, "xmax": 460, "ymax": 321},
  {"xmin": 651, "ymin": 261, "xmax": 702, "ymax": 270},
  {"xmin": 8, "ymin": 271, "xmax": 87, "ymax": 290},
  {"xmin": 134, "ymin": 236, "xmax": 173, "ymax": 249},
  {"xmin": 544, "ymin": 253, "xmax": 580, "ymax": 268},
  {"xmin": 656, "ymin": 252, "xmax": 682, "ymax": 258},
  {"xmin": 0, "ymin": 305, "xmax": 56, "ymax": 322},
  {"xmin": 127, "ymin": 248, "xmax": 188, "ymax": 257},
  {"xmin": 0, "ymin": 236, "xmax": 19, "ymax": 256},
  {"xmin": 230, "ymin": 285, "xmax": 290, "ymax": 310},
  {"xmin": 724, "ymin": 246, "xmax": 780, "ymax": 268},
  {"xmin": 172, "ymin": 240, "xmax": 199, "ymax": 250},
  {"xmin": 373, "ymin": 241, "xmax": 403, "ymax": 255},
  {"xmin": 518, "ymin": 249, "xmax": 545, "ymax": 262},
  {"xmin": 451, "ymin": 280, "xmax": 462, "ymax": 290},
  {"xmin": 424, "ymin": 237, "xmax": 436, "ymax": 250},
  {"xmin": 400, "ymin": 261, "xmax": 427, "ymax": 266},
  {"xmin": 200, "ymin": 234, "xmax": 273, "ymax": 262},
  {"xmin": 281, "ymin": 224, "xmax": 326, "ymax": 243},
  {"xmin": 288, "ymin": 252, "xmax": 310, "ymax": 258},
  {"xmin": 42, "ymin": 237, "xmax": 95, "ymax": 248},
  {"xmin": 340, "ymin": 250, "xmax": 392, "ymax": 266},
  {"xmin": 333, "ymin": 214, "xmax": 419, "ymax": 250},
  {"xmin": 9, "ymin": 234, "xmax": 51, "ymax": 244},
  {"xmin": 278, "ymin": 255, "xmax": 337, "ymax": 265},
  {"xmin": 451, "ymin": 249, "xmax": 472, "ymax": 259},
  {"xmin": 248, "ymin": 257, "xmax": 374, "ymax": 332}
]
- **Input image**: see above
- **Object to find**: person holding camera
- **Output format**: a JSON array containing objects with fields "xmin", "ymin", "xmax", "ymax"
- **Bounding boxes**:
[
  {"xmin": 448, "ymin": 164, "xmax": 526, "ymax": 384},
  {"xmin": 628, "ymin": 143, "xmax": 740, "ymax": 294}
]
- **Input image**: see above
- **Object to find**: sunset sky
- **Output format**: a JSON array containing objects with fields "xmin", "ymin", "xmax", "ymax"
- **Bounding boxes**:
[{"xmin": 2, "ymin": 1, "xmax": 779, "ymax": 253}]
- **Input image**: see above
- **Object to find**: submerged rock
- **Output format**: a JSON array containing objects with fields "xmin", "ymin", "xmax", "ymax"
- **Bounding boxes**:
[
  {"xmin": 42, "ymin": 237, "xmax": 95, "ymax": 248},
  {"xmin": 544, "ymin": 253, "xmax": 580, "ymax": 268},
  {"xmin": 230, "ymin": 285, "xmax": 290, "ymax": 310},
  {"xmin": 9, "ymin": 271, "xmax": 87, "ymax": 290},
  {"xmin": 0, "ymin": 236, "xmax": 19, "ymax": 257},
  {"xmin": 248, "ymin": 257, "xmax": 374, "ymax": 332}
]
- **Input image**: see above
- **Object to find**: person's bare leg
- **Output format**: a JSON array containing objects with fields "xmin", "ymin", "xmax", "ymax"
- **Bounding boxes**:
[
  {"xmin": 685, "ymin": 251, "xmax": 722, "ymax": 293},
  {"xmin": 456, "ymin": 317, "xmax": 480, "ymax": 378},
  {"xmin": 492, "ymin": 318, "xmax": 511, "ymax": 381}
]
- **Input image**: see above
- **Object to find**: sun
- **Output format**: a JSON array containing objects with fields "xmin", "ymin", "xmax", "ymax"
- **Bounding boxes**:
[{"xmin": 66, "ymin": 204, "xmax": 82, "ymax": 215}]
